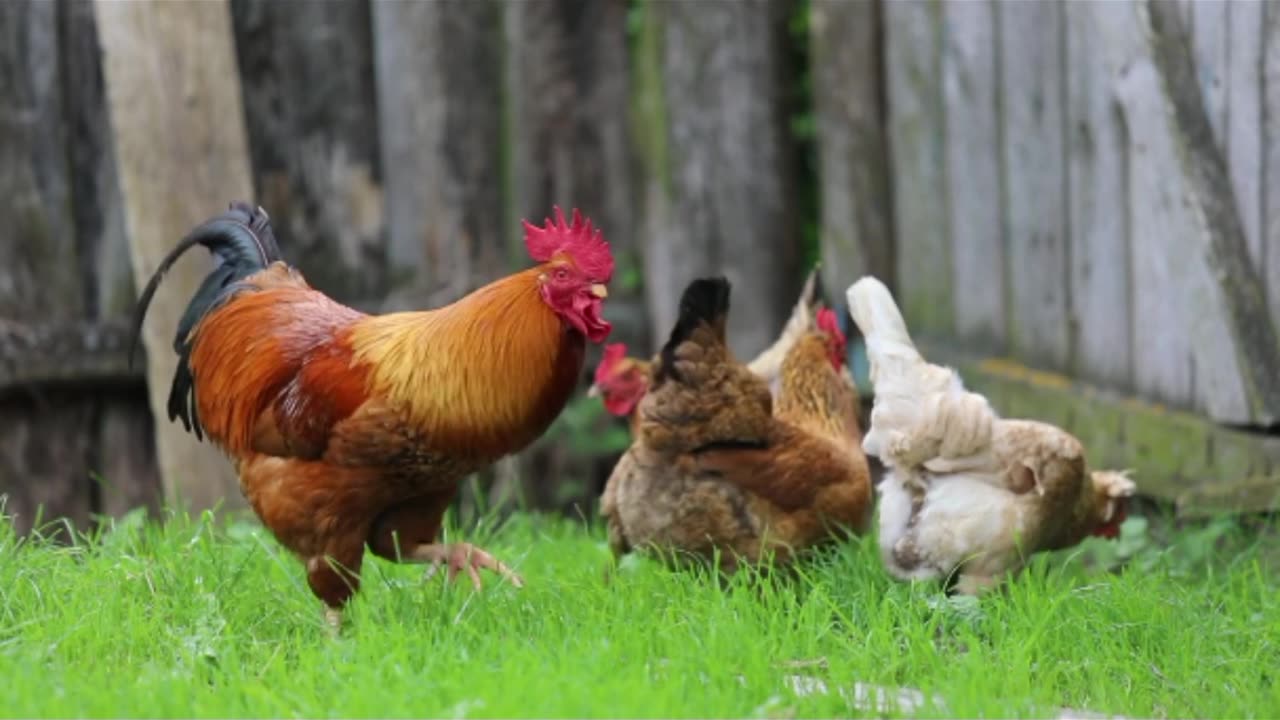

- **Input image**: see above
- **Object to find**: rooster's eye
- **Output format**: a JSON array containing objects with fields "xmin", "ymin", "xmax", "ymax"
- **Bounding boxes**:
[{"xmin": 555, "ymin": 268, "xmax": 569, "ymax": 281}]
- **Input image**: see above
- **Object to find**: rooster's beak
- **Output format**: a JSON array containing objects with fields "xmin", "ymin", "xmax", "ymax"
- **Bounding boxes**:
[
  {"xmin": 587, "ymin": 383, "xmax": 601, "ymax": 398},
  {"xmin": 590, "ymin": 284, "xmax": 608, "ymax": 299}
]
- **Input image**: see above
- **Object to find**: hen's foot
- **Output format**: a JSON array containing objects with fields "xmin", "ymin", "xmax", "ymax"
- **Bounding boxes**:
[
  {"xmin": 953, "ymin": 573, "xmax": 1000, "ymax": 596},
  {"xmin": 323, "ymin": 607, "xmax": 343, "ymax": 636},
  {"xmin": 412, "ymin": 542, "xmax": 524, "ymax": 591}
]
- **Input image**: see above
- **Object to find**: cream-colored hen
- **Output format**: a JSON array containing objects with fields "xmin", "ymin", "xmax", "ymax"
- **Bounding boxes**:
[{"xmin": 846, "ymin": 276, "xmax": 1136, "ymax": 594}]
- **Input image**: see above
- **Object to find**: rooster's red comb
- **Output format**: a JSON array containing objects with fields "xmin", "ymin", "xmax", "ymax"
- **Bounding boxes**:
[
  {"xmin": 595, "ymin": 343, "xmax": 628, "ymax": 385},
  {"xmin": 522, "ymin": 206, "xmax": 614, "ymax": 282}
]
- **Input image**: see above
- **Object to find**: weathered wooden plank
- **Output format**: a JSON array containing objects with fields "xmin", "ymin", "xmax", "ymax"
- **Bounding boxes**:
[
  {"xmin": 1192, "ymin": 0, "xmax": 1229, "ymax": 140},
  {"xmin": 371, "ymin": 0, "xmax": 505, "ymax": 311},
  {"xmin": 1114, "ymin": 0, "xmax": 1280, "ymax": 424},
  {"xmin": 882, "ymin": 0, "xmax": 951, "ymax": 336},
  {"xmin": 1065, "ymin": 1, "xmax": 1134, "ymax": 389},
  {"xmin": 59, "ymin": 0, "xmax": 132, "ymax": 321},
  {"xmin": 1266, "ymin": 0, "xmax": 1280, "ymax": 325},
  {"xmin": 811, "ymin": 0, "xmax": 893, "ymax": 297},
  {"xmin": 0, "ymin": 396, "xmax": 94, "ymax": 535},
  {"xmin": 999, "ymin": 0, "xmax": 1070, "ymax": 368},
  {"xmin": 0, "ymin": 1, "xmax": 81, "ymax": 323},
  {"xmin": 502, "ymin": 0, "xmax": 643, "ymax": 347},
  {"xmin": 95, "ymin": 0, "xmax": 248, "ymax": 512},
  {"xmin": 0, "ymin": 320, "xmax": 139, "ymax": 389},
  {"xmin": 1226, "ymin": 0, "xmax": 1265, "ymax": 270},
  {"xmin": 635, "ymin": 0, "xmax": 800, "ymax": 359},
  {"xmin": 941, "ymin": 0, "xmax": 1003, "ymax": 348},
  {"xmin": 0, "ymin": 1, "xmax": 95, "ymax": 533},
  {"xmin": 60, "ymin": 0, "xmax": 161, "ymax": 517},
  {"xmin": 94, "ymin": 396, "xmax": 160, "ymax": 518},
  {"xmin": 231, "ymin": 0, "xmax": 386, "ymax": 304},
  {"xmin": 1150, "ymin": 0, "xmax": 1280, "ymax": 424}
]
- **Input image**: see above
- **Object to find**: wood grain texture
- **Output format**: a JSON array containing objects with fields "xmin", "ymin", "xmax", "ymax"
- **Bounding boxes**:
[
  {"xmin": 1109, "ymin": 1, "xmax": 1272, "ymax": 423},
  {"xmin": 1148, "ymin": 0, "xmax": 1280, "ymax": 423},
  {"xmin": 1191, "ymin": 0, "xmax": 1229, "ymax": 141},
  {"xmin": 636, "ymin": 0, "xmax": 800, "ymax": 360},
  {"xmin": 59, "ymin": 0, "xmax": 159, "ymax": 515},
  {"xmin": 882, "ymin": 0, "xmax": 951, "ymax": 336},
  {"xmin": 1266, "ymin": 0, "xmax": 1280, "ymax": 325},
  {"xmin": 998, "ymin": 0, "xmax": 1070, "ymax": 369},
  {"xmin": 95, "ymin": 0, "xmax": 248, "ymax": 511},
  {"xmin": 1065, "ymin": 1, "xmax": 1134, "ymax": 389},
  {"xmin": 232, "ymin": 0, "xmax": 386, "ymax": 304},
  {"xmin": 941, "ymin": 0, "xmax": 1003, "ymax": 348},
  {"xmin": 811, "ymin": 0, "xmax": 893, "ymax": 297},
  {"xmin": 0, "ymin": 1, "xmax": 94, "ymax": 532},
  {"xmin": 1225, "ymin": 0, "xmax": 1265, "ymax": 269},
  {"xmin": 371, "ymin": 0, "xmax": 505, "ymax": 311}
]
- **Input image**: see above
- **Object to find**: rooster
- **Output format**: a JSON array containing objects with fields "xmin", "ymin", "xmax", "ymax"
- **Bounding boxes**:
[
  {"xmin": 133, "ymin": 202, "xmax": 613, "ymax": 628},
  {"xmin": 600, "ymin": 277, "xmax": 871, "ymax": 572},
  {"xmin": 846, "ymin": 276, "xmax": 1136, "ymax": 594}
]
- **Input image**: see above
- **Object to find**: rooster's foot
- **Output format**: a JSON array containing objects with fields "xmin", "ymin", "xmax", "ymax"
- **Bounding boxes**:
[{"xmin": 413, "ymin": 542, "xmax": 525, "ymax": 591}]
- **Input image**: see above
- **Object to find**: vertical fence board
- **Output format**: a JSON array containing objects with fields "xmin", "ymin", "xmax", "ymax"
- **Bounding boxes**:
[
  {"xmin": 0, "ymin": 1, "xmax": 93, "ymax": 532},
  {"xmin": 1227, "ymin": 0, "xmax": 1265, "ymax": 270},
  {"xmin": 811, "ymin": 0, "xmax": 893, "ymax": 294},
  {"xmin": 1116, "ymin": 2, "xmax": 1258, "ymax": 421},
  {"xmin": 1065, "ymin": 1, "xmax": 1134, "ymax": 388},
  {"xmin": 1192, "ymin": 0, "xmax": 1229, "ymax": 140},
  {"xmin": 1147, "ymin": 0, "xmax": 1280, "ymax": 424},
  {"xmin": 1266, "ymin": 0, "xmax": 1280, "ymax": 325},
  {"xmin": 883, "ymin": 0, "xmax": 951, "ymax": 336},
  {"xmin": 636, "ymin": 0, "xmax": 800, "ymax": 359},
  {"xmin": 232, "ymin": 0, "xmax": 386, "ymax": 304},
  {"xmin": 999, "ymin": 1, "xmax": 1070, "ymax": 368},
  {"xmin": 942, "ymin": 0, "xmax": 1003, "ymax": 347},
  {"xmin": 95, "ymin": 0, "xmax": 249, "ymax": 512},
  {"xmin": 60, "ymin": 0, "xmax": 159, "ymax": 514},
  {"xmin": 372, "ymin": 0, "xmax": 504, "ymax": 311}
]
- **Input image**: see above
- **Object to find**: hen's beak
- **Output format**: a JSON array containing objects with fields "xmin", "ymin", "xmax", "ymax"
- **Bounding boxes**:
[
  {"xmin": 587, "ymin": 383, "xmax": 601, "ymax": 398},
  {"xmin": 590, "ymin": 284, "xmax": 608, "ymax": 299}
]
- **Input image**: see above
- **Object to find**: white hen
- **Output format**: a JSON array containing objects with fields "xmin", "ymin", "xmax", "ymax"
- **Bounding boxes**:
[{"xmin": 847, "ymin": 276, "xmax": 1136, "ymax": 594}]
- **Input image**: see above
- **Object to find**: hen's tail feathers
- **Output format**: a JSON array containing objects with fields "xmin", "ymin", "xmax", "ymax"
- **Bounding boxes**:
[
  {"xmin": 129, "ymin": 202, "xmax": 282, "ymax": 438},
  {"xmin": 657, "ymin": 276, "xmax": 731, "ymax": 383},
  {"xmin": 746, "ymin": 265, "xmax": 823, "ymax": 380},
  {"xmin": 845, "ymin": 276, "xmax": 925, "ymax": 379}
]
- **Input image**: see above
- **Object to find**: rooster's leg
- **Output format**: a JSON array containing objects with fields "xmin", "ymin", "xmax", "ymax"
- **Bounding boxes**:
[
  {"xmin": 305, "ymin": 546, "xmax": 363, "ymax": 636},
  {"xmin": 368, "ymin": 493, "xmax": 524, "ymax": 591}
]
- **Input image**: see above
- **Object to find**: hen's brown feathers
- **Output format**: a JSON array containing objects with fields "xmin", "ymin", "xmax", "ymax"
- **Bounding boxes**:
[{"xmin": 602, "ymin": 276, "xmax": 871, "ymax": 571}]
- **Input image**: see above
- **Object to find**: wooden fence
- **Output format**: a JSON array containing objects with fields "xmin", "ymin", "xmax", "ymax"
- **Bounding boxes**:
[{"xmin": 2, "ymin": 0, "xmax": 1279, "ymax": 531}]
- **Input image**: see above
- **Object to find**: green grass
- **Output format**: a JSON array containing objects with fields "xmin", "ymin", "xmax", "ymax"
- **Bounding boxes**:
[{"xmin": 1, "ymin": 507, "xmax": 1276, "ymax": 718}]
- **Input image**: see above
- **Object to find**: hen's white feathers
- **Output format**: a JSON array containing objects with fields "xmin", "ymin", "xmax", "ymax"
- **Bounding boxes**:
[
  {"xmin": 845, "ymin": 277, "xmax": 997, "ymax": 475},
  {"xmin": 844, "ymin": 276, "xmax": 1136, "ymax": 592}
]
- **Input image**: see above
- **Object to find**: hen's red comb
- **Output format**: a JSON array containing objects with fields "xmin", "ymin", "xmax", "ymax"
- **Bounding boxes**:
[
  {"xmin": 594, "ymin": 343, "xmax": 628, "ymax": 385},
  {"xmin": 522, "ymin": 206, "xmax": 614, "ymax": 281},
  {"xmin": 816, "ymin": 308, "xmax": 844, "ymax": 342}
]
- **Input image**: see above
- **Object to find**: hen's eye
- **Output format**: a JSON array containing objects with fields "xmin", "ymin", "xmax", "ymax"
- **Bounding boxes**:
[{"xmin": 555, "ymin": 268, "xmax": 569, "ymax": 281}]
